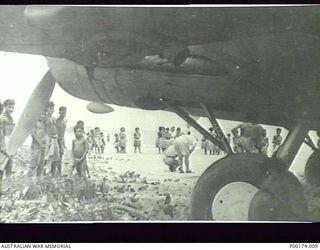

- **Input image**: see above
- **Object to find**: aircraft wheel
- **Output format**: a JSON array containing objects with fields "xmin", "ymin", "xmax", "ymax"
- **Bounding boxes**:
[
  {"xmin": 305, "ymin": 151, "xmax": 320, "ymax": 186},
  {"xmin": 191, "ymin": 154, "xmax": 309, "ymax": 221}
]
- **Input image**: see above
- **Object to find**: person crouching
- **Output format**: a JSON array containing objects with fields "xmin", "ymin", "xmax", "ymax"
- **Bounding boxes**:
[
  {"xmin": 163, "ymin": 145, "xmax": 180, "ymax": 172},
  {"xmin": 163, "ymin": 134, "xmax": 198, "ymax": 173},
  {"xmin": 173, "ymin": 134, "xmax": 198, "ymax": 173}
]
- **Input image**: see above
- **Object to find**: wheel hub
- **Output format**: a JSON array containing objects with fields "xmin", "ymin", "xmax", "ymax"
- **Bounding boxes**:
[{"xmin": 211, "ymin": 182, "xmax": 259, "ymax": 221}]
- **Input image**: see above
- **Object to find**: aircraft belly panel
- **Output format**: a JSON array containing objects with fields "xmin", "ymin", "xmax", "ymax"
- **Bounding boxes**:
[
  {"xmin": 47, "ymin": 57, "xmax": 101, "ymax": 102},
  {"xmin": 114, "ymin": 68, "xmax": 235, "ymax": 105}
]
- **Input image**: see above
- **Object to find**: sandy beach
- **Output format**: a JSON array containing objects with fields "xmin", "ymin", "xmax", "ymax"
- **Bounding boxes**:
[{"xmin": 0, "ymin": 142, "xmax": 319, "ymax": 222}]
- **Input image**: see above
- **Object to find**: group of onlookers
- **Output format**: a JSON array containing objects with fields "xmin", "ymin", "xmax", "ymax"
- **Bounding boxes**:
[
  {"xmin": 86, "ymin": 127, "xmax": 107, "ymax": 155},
  {"xmin": 155, "ymin": 126, "xmax": 184, "ymax": 153},
  {"xmin": 113, "ymin": 127, "xmax": 142, "ymax": 154},
  {"xmin": 162, "ymin": 122, "xmax": 287, "ymax": 174},
  {"xmin": 199, "ymin": 124, "xmax": 284, "ymax": 157},
  {"xmin": 0, "ymin": 96, "xmax": 317, "ymax": 184}
]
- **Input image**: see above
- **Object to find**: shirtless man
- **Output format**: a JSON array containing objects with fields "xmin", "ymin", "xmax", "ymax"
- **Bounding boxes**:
[
  {"xmin": 29, "ymin": 112, "xmax": 46, "ymax": 176},
  {"xmin": 56, "ymin": 106, "xmax": 67, "ymax": 177},
  {"xmin": 0, "ymin": 99, "xmax": 15, "ymax": 194},
  {"xmin": 43, "ymin": 102, "xmax": 60, "ymax": 177},
  {"xmin": 272, "ymin": 128, "xmax": 283, "ymax": 156}
]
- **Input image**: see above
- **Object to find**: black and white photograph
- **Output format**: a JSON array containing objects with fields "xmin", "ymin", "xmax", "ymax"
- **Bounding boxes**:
[{"xmin": 0, "ymin": 5, "xmax": 320, "ymax": 223}]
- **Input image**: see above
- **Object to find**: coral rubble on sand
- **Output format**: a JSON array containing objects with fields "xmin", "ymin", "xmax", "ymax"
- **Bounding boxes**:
[{"xmin": 0, "ymin": 147, "xmax": 195, "ymax": 222}]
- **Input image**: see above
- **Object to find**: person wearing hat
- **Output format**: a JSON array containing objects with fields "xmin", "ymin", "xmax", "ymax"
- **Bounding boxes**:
[
  {"xmin": 56, "ymin": 106, "xmax": 67, "ymax": 177},
  {"xmin": 43, "ymin": 101, "xmax": 60, "ymax": 177},
  {"xmin": 0, "ymin": 99, "xmax": 15, "ymax": 194}
]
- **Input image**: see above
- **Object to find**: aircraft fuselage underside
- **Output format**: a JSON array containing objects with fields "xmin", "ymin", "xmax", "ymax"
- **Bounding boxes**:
[{"xmin": 48, "ymin": 56, "xmax": 320, "ymax": 131}]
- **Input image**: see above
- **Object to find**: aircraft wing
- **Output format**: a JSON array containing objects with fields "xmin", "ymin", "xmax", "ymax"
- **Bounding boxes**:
[
  {"xmin": 1, "ymin": 5, "xmax": 319, "ymax": 67},
  {"xmin": 2, "ymin": 5, "xmax": 320, "ymax": 129}
]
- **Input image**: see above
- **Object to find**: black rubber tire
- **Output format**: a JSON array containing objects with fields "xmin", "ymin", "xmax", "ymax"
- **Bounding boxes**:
[
  {"xmin": 191, "ymin": 154, "xmax": 307, "ymax": 220},
  {"xmin": 305, "ymin": 151, "xmax": 320, "ymax": 186}
]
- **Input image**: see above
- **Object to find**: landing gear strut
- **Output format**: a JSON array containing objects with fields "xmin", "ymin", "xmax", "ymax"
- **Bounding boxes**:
[
  {"xmin": 161, "ymin": 100, "xmax": 232, "ymax": 154},
  {"xmin": 303, "ymin": 134, "xmax": 320, "ymax": 185},
  {"xmin": 161, "ymin": 100, "xmax": 309, "ymax": 221}
]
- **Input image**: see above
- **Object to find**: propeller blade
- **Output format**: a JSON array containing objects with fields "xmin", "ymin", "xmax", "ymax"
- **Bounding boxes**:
[
  {"xmin": 87, "ymin": 102, "xmax": 114, "ymax": 114},
  {"xmin": 6, "ymin": 71, "xmax": 56, "ymax": 155}
]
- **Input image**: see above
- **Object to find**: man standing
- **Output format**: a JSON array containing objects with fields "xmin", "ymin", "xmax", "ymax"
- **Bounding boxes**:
[
  {"xmin": 56, "ymin": 106, "xmax": 67, "ymax": 177},
  {"xmin": 29, "ymin": 112, "xmax": 46, "ymax": 176},
  {"xmin": 44, "ymin": 102, "xmax": 60, "ymax": 177},
  {"xmin": 0, "ymin": 99, "xmax": 15, "ymax": 194},
  {"xmin": 272, "ymin": 128, "xmax": 283, "ymax": 156}
]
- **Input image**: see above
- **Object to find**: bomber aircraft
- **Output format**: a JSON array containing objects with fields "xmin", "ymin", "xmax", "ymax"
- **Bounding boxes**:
[{"xmin": 1, "ymin": 5, "xmax": 320, "ymax": 221}]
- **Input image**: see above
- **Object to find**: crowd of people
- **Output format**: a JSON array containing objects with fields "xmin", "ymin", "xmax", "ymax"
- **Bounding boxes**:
[
  {"xmin": 155, "ymin": 126, "xmax": 185, "ymax": 154},
  {"xmin": 161, "ymin": 123, "xmax": 287, "ymax": 174},
  {"xmin": 231, "ymin": 123, "xmax": 283, "ymax": 157},
  {"xmin": 112, "ymin": 127, "xmax": 142, "ymax": 154},
  {"xmin": 86, "ymin": 127, "xmax": 107, "ymax": 155},
  {"xmin": 198, "ymin": 124, "xmax": 284, "ymax": 157},
  {"xmin": 1, "ymin": 98, "xmax": 319, "ymax": 189}
]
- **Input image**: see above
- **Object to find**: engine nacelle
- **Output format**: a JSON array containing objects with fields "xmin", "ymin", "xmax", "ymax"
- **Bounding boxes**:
[{"xmin": 24, "ymin": 6, "xmax": 79, "ymax": 27}]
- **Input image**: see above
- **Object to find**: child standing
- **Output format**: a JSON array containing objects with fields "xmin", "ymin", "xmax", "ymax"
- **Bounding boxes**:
[
  {"xmin": 155, "ymin": 127, "xmax": 162, "ymax": 154},
  {"xmin": 98, "ymin": 132, "xmax": 106, "ymax": 154},
  {"xmin": 158, "ymin": 127, "xmax": 167, "ymax": 153},
  {"xmin": 93, "ymin": 127, "xmax": 101, "ymax": 154},
  {"xmin": 71, "ymin": 126, "xmax": 89, "ymax": 178},
  {"xmin": 119, "ymin": 127, "xmax": 127, "ymax": 153},
  {"xmin": 133, "ymin": 127, "xmax": 142, "ymax": 153},
  {"xmin": 114, "ymin": 133, "xmax": 120, "ymax": 153}
]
